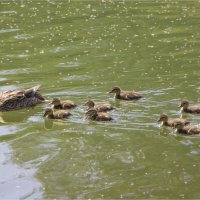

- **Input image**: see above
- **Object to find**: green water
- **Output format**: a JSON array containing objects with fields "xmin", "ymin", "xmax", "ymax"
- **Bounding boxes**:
[{"xmin": 1, "ymin": 0, "xmax": 200, "ymax": 199}]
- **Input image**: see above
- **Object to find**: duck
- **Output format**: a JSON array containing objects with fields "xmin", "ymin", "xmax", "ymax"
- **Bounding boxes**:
[
  {"xmin": 179, "ymin": 100, "xmax": 200, "ymax": 113},
  {"xmin": 43, "ymin": 107, "xmax": 71, "ymax": 119},
  {"xmin": 0, "ymin": 85, "xmax": 45, "ymax": 111},
  {"xmin": 49, "ymin": 97, "xmax": 76, "ymax": 109},
  {"xmin": 85, "ymin": 100, "xmax": 114, "ymax": 112},
  {"xmin": 85, "ymin": 109, "xmax": 113, "ymax": 121},
  {"xmin": 174, "ymin": 121, "xmax": 200, "ymax": 135},
  {"xmin": 157, "ymin": 114, "xmax": 190, "ymax": 127},
  {"xmin": 109, "ymin": 86, "xmax": 143, "ymax": 100}
]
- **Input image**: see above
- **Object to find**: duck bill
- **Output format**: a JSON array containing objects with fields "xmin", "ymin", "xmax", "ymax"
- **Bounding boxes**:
[
  {"xmin": 108, "ymin": 91, "xmax": 113, "ymax": 94},
  {"xmin": 43, "ymin": 112, "xmax": 48, "ymax": 117},
  {"xmin": 157, "ymin": 119, "xmax": 161, "ymax": 122}
]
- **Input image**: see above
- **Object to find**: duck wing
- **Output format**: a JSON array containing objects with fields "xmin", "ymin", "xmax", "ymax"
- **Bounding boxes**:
[
  {"xmin": 170, "ymin": 118, "xmax": 190, "ymax": 126},
  {"xmin": 121, "ymin": 91, "xmax": 142, "ymax": 100},
  {"xmin": 24, "ymin": 85, "xmax": 44, "ymax": 100},
  {"xmin": 97, "ymin": 112, "xmax": 112, "ymax": 121},
  {"xmin": 190, "ymin": 106, "xmax": 200, "ymax": 113},
  {"xmin": 62, "ymin": 100, "xmax": 76, "ymax": 109},
  {"xmin": 95, "ymin": 104, "xmax": 113, "ymax": 112},
  {"xmin": 54, "ymin": 110, "xmax": 71, "ymax": 119}
]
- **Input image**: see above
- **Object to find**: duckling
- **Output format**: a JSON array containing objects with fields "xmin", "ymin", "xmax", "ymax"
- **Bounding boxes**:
[
  {"xmin": 109, "ymin": 86, "xmax": 142, "ymax": 100},
  {"xmin": 174, "ymin": 121, "xmax": 200, "ymax": 135},
  {"xmin": 157, "ymin": 114, "xmax": 190, "ymax": 127},
  {"xmin": 43, "ymin": 107, "xmax": 71, "ymax": 119},
  {"xmin": 0, "ymin": 85, "xmax": 45, "ymax": 111},
  {"xmin": 179, "ymin": 100, "xmax": 200, "ymax": 113},
  {"xmin": 50, "ymin": 97, "xmax": 76, "ymax": 109},
  {"xmin": 85, "ymin": 100, "xmax": 114, "ymax": 112},
  {"xmin": 85, "ymin": 109, "xmax": 113, "ymax": 121}
]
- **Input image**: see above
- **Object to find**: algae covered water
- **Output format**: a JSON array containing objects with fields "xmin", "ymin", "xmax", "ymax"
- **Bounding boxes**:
[{"xmin": 1, "ymin": 0, "xmax": 200, "ymax": 199}]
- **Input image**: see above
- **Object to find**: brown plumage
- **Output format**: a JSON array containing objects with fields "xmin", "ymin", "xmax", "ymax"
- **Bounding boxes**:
[
  {"xmin": 157, "ymin": 114, "xmax": 190, "ymax": 127},
  {"xmin": 174, "ymin": 121, "xmax": 200, "ymax": 135},
  {"xmin": 109, "ymin": 86, "xmax": 142, "ymax": 100},
  {"xmin": 85, "ymin": 100, "xmax": 114, "ymax": 112},
  {"xmin": 0, "ymin": 85, "xmax": 45, "ymax": 111},
  {"xmin": 50, "ymin": 97, "xmax": 76, "ymax": 109},
  {"xmin": 179, "ymin": 100, "xmax": 200, "ymax": 114},
  {"xmin": 85, "ymin": 109, "xmax": 113, "ymax": 121},
  {"xmin": 43, "ymin": 107, "xmax": 71, "ymax": 119}
]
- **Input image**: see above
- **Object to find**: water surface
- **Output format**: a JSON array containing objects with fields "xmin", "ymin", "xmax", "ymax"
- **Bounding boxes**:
[{"xmin": 1, "ymin": 0, "xmax": 200, "ymax": 199}]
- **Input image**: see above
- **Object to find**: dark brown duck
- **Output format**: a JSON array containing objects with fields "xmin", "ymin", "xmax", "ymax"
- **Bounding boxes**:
[{"xmin": 0, "ymin": 85, "xmax": 44, "ymax": 111}]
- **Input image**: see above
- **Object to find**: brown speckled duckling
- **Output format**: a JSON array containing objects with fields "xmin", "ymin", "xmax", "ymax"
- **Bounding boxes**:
[
  {"xmin": 174, "ymin": 121, "xmax": 200, "ymax": 135},
  {"xmin": 85, "ymin": 109, "xmax": 113, "ymax": 121},
  {"xmin": 179, "ymin": 100, "xmax": 200, "ymax": 114},
  {"xmin": 85, "ymin": 100, "xmax": 114, "ymax": 112},
  {"xmin": 109, "ymin": 86, "xmax": 142, "ymax": 100},
  {"xmin": 157, "ymin": 114, "xmax": 190, "ymax": 127},
  {"xmin": 50, "ymin": 97, "xmax": 76, "ymax": 109},
  {"xmin": 43, "ymin": 107, "xmax": 71, "ymax": 119},
  {"xmin": 0, "ymin": 85, "xmax": 45, "ymax": 111}
]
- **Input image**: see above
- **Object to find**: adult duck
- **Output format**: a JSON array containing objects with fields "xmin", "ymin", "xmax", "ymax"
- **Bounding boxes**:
[{"xmin": 0, "ymin": 85, "xmax": 44, "ymax": 111}]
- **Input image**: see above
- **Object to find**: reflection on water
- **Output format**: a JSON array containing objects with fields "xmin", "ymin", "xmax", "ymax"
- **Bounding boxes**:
[
  {"xmin": 1, "ymin": 0, "xmax": 200, "ymax": 199},
  {"xmin": 0, "ymin": 143, "xmax": 42, "ymax": 199}
]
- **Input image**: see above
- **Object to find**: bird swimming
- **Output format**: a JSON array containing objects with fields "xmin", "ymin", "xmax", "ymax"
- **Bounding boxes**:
[
  {"xmin": 49, "ymin": 97, "xmax": 76, "ymax": 109},
  {"xmin": 0, "ymin": 85, "xmax": 45, "ymax": 111},
  {"xmin": 85, "ymin": 100, "xmax": 114, "ymax": 112},
  {"xmin": 43, "ymin": 107, "xmax": 71, "ymax": 119},
  {"xmin": 109, "ymin": 86, "xmax": 142, "ymax": 100},
  {"xmin": 85, "ymin": 109, "xmax": 113, "ymax": 121}
]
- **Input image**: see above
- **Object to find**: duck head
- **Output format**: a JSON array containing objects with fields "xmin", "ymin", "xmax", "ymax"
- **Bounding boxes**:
[
  {"xmin": 179, "ymin": 100, "xmax": 189, "ymax": 109},
  {"xmin": 50, "ymin": 98, "xmax": 61, "ymax": 106},
  {"xmin": 43, "ymin": 107, "xmax": 53, "ymax": 117},
  {"xmin": 174, "ymin": 121, "xmax": 184, "ymax": 130},
  {"xmin": 157, "ymin": 114, "xmax": 168, "ymax": 123},
  {"xmin": 85, "ymin": 100, "xmax": 95, "ymax": 108},
  {"xmin": 109, "ymin": 86, "xmax": 121, "ymax": 95},
  {"xmin": 85, "ymin": 109, "xmax": 98, "ymax": 119}
]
